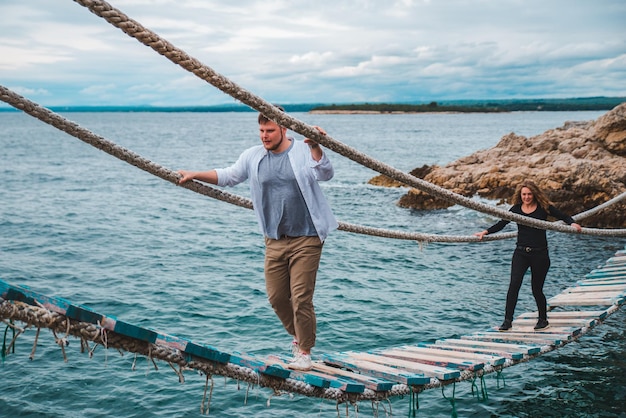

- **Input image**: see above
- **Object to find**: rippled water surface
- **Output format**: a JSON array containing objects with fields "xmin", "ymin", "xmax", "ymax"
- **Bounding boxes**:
[{"xmin": 1, "ymin": 110, "xmax": 624, "ymax": 417}]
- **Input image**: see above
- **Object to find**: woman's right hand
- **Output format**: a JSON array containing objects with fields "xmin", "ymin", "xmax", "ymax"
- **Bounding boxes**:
[{"xmin": 474, "ymin": 230, "xmax": 488, "ymax": 240}]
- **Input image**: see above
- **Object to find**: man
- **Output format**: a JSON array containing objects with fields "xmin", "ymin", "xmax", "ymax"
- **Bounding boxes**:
[{"xmin": 177, "ymin": 107, "xmax": 337, "ymax": 370}]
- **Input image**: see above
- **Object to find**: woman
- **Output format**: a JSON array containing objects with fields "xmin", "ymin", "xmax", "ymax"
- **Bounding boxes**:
[{"xmin": 475, "ymin": 180, "xmax": 582, "ymax": 331}]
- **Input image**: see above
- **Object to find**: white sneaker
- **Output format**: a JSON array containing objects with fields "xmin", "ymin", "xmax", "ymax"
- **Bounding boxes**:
[
  {"xmin": 287, "ymin": 353, "xmax": 312, "ymax": 371},
  {"xmin": 291, "ymin": 340, "xmax": 299, "ymax": 360}
]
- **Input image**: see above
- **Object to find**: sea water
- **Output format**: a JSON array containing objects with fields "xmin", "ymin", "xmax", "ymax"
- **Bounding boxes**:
[{"xmin": 0, "ymin": 110, "xmax": 624, "ymax": 417}]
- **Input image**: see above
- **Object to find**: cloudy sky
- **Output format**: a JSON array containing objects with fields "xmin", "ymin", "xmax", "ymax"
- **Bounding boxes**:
[{"xmin": 1, "ymin": 0, "xmax": 625, "ymax": 107}]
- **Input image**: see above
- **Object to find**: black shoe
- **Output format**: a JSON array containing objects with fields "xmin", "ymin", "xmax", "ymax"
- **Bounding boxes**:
[
  {"xmin": 534, "ymin": 318, "xmax": 550, "ymax": 330},
  {"xmin": 499, "ymin": 319, "xmax": 512, "ymax": 331}
]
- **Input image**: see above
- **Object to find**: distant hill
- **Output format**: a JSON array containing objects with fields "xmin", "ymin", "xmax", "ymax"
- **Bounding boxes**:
[{"xmin": 1, "ymin": 97, "xmax": 624, "ymax": 113}]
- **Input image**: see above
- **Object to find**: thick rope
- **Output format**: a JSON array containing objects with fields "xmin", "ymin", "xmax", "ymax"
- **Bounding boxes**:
[
  {"xmin": 69, "ymin": 0, "xmax": 626, "ymax": 237},
  {"xmin": 572, "ymin": 191, "xmax": 626, "ymax": 221},
  {"xmin": 1, "ymin": 85, "xmax": 625, "ymax": 242}
]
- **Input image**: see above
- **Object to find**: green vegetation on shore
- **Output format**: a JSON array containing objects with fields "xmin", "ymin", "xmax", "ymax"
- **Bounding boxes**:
[
  {"xmin": 311, "ymin": 97, "xmax": 626, "ymax": 113},
  {"xmin": 311, "ymin": 102, "xmax": 502, "ymax": 113}
]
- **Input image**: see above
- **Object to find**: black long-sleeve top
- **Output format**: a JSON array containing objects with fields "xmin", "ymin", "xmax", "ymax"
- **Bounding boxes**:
[{"xmin": 487, "ymin": 204, "xmax": 576, "ymax": 248}]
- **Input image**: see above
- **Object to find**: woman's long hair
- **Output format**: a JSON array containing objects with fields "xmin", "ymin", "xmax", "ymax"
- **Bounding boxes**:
[{"xmin": 511, "ymin": 179, "xmax": 552, "ymax": 210}]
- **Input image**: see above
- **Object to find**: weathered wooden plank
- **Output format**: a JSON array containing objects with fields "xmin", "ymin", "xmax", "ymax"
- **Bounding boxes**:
[
  {"xmin": 489, "ymin": 326, "xmax": 577, "ymax": 337},
  {"xmin": 347, "ymin": 352, "xmax": 461, "ymax": 381},
  {"xmin": 312, "ymin": 362, "xmax": 394, "ymax": 392},
  {"xmin": 563, "ymin": 284, "xmax": 626, "ymax": 293},
  {"xmin": 512, "ymin": 317, "xmax": 597, "ymax": 328},
  {"xmin": 549, "ymin": 291, "xmax": 625, "ymax": 300},
  {"xmin": 517, "ymin": 310, "xmax": 609, "ymax": 320},
  {"xmin": 384, "ymin": 345, "xmax": 506, "ymax": 367},
  {"xmin": 446, "ymin": 338, "xmax": 541, "ymax": 355},
  {"xmin": 585, "ymin": 271, "xmax": 626, "ymax": 279},
  {"xmin": 266, "ymin": 355, "xmax": 366, "ymax": 392},
  {"xmin": 463, "ymin": 332, "xmax": 565, "ymax": 346},
  {"xmin": 605, "ymin": 256, "xmax": 626, "ymax": 265},
  {"xmin": 321, "ymin": 354, "xmax": 432, "ymax": 385},
  {"xmin": 548, "ymin": 294, "xmax": 625, "ymax": 306},
  {"xmin": 549, "ymin": 299, "xmax": 622, "ymax": 307},
  {"xmin": 373, "ymin": 347, "xmax": 485, "ymax": 371},
  {"xmin": 428, "ymin": 342, "xmax": 526, "ymax": 360},
  {"xmin": 154, "ymin": 332, "xmax": 189, "ymax": 351},
  {"xmin": 590, "ymin": 265, "xmax": 626, "ymax": 273},
  {"xmin": 577, "ymin": 278, "xmax": 626, "ymax": 286},
  {"xmin": 562, "ymin": 289, "xmax": 626, "ymax": 298}
]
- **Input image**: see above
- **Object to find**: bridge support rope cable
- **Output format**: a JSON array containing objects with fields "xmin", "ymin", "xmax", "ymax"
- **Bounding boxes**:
[
  {"xmin": 1, "ymin": 85, "xmax": 625, "ymax": 243},
  {"xmin": 67, "ymin": 0, "xmax": 626, "ymax": 237},
  {"xmin": 0, "ymin": 297, "xmax": 600, "ymax": 405}
]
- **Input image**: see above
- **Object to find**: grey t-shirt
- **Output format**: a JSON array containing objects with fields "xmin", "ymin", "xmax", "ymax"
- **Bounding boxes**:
[{"xmin": 257, "ymin": 140, "xmax": 317, "ymax": 239}]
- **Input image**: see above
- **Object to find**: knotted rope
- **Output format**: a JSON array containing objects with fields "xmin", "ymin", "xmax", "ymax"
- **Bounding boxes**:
[{"xmin": 65, "ymin": 0, "xmax": 626, "ymax": 237}]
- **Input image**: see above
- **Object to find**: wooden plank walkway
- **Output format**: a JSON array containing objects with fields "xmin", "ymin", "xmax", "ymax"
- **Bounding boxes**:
[{"xmin": 1, "ymin": 245, "xmax": 625, "ymax": 404}]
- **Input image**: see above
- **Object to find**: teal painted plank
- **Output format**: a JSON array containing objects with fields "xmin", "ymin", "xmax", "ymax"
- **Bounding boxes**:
[
  {"xmin": 229, "ymin": 352, "xmax": 290, "ymax": 379},
  {"xmin": 0, "ymin": 279, "xmax": 13, "ymax": 299},
  {"xmin": 312, "ymin": 362, "xmax": 394, "ymax": 392},
  {"xmin": 113, "ymin": 320, "xmax": 158, "ymax": 344},
  {"xmin": 346, "ymin": 352, "xmax": 460, "ymax": 381},
  {"xmin": 265, "ymin": 354, "xmax": 364, "ymax": 392},
  {"xmin": 184, "ymin": 341, "xmax": 230, "ymax": 364},
  {"xmin": 66, "ymin": 304, "xmax": 104, "ymax": 324},
  {"xmin": 308, "ymin": 371, "xmax": 365, "ymax": 393},
  {"xmin": 285, "ymin": 370, "xmax": 331, "ymax": 389},
  {"xmin": 0, "ymin": 280, "xmax": 72, "ymax": 315},
  {"xmin": 264, "ymin": 355, "xmax": 331, "ymax": 388},
  {"xmin": 321, "ymin": 353, "xmax": 431, "ymax": 386}
]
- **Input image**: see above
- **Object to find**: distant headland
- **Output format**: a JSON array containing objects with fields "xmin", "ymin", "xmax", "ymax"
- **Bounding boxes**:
[
  {"xmin": 1, "ymin": 97, "xmax": 624, "ymax": 113},
  {"xmin": 309, "ymin": 97, "xmax": 626, "ymax": 114}
]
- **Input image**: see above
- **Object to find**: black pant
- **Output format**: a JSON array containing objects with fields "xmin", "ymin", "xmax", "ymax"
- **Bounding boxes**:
[{"xmin": 505, "ymin": 248, "xmax": 551, "ymax": 321}]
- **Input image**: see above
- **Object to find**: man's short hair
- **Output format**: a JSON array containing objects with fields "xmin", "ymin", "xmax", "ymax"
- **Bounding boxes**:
[{"xmin": 258, "ymin": 104, "xmax": 285, "ymax": 124}]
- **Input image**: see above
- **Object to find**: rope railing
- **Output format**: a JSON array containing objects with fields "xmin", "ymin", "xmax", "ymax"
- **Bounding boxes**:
[
  {"xmin": 1, "ymin": 84, "xmax": 626, "ymax": 242},
  {"xmin": 69, "ymin": 0, "xmax": 626, "ymax": 237}
]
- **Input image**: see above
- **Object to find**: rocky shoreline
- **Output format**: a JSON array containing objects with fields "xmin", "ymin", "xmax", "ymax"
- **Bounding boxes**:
[{"xmin": 368, "ymin": 103, "xmax": 626, "ymax": 228}]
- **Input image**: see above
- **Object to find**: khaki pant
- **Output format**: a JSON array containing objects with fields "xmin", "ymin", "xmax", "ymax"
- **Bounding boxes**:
[{"xmin": 264, "ymin": 235, "xmax": 323, "ymax": 352}]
